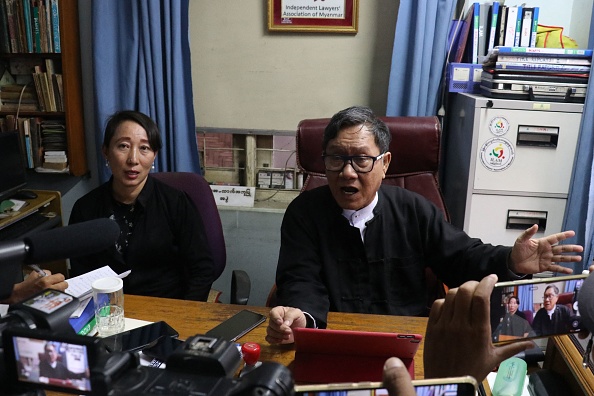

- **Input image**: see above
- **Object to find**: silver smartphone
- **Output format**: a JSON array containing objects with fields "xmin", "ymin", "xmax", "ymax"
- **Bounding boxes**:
[
  {"xmin": 490, "ymin": 273, "xmax": 588, "ymax": 344},
  {"xmin": 294, "ymin": 376, "xmax": 478, "ymax": 396}
]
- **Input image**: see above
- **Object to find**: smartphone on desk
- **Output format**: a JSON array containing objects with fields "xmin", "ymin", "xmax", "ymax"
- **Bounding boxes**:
[
  {"xmin": 102, "ymin": 320, "xmax": 179, "ymax": 353},
  {"xmin": 205, "ymin": 309, "xmax": 266, "ymax": 342},
  {"xmin": 490, "ymin": 273, "xmax": 588, "ymax": 344},
  {"xmin": 294, "ymin": 376, "xmax": 478, "ymax": 395}
]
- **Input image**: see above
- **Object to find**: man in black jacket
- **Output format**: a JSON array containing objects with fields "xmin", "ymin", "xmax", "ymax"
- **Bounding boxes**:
[
  {"xmin": 266, "ymin": 106, "xmax": 583, "ymax": 344},
  {"xmin": 532, "ymin": 284, "xmax": 572, "ymax": 336}
]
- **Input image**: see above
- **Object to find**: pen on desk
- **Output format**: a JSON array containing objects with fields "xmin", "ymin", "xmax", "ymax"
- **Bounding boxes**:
[{"xmin": 28, "ymin": 264, "xmax": 47, "ymax": 277}]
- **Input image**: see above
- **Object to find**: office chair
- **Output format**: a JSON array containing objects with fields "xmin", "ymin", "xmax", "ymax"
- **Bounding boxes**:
[
  {"xmin": 152, "ymin": 172, "xmax": 250, "ymax": 304},
  {"xmin": 267, "ymin": 116, "xmax": 449, "ymax": 309}
]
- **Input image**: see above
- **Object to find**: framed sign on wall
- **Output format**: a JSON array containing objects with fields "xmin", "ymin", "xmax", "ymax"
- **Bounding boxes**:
[{"xmin": 268, "ymin": 0, "xmax": 359, "ymax": 33}]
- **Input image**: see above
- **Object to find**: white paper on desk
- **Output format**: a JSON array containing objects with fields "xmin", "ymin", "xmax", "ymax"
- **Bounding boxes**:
[
  {"xmin": 8, "ymin": 199, "xmax": 27, "ymax": 211},
  {"xmin": 65, "ymin": 265, "xmax": 131, "ymax": 299}
]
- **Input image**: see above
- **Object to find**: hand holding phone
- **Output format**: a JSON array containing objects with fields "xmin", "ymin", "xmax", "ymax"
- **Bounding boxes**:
[{"xmin": 491, "ymin": 274, "xmax": 588, "ymax": 344}]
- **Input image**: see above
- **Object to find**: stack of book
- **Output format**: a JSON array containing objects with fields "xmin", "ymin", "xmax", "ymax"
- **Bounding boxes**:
[
  {"xmin": 32, "ymin": 58, "xmax": 63, "ymax": 112},
  {"xmin": 481, "ymin": 46, "xmax": 592, "ymax": 102},
  {"xmin": 0, "ymin": 84, "xmax": 40, "ymax": 112},
  {"xmin": 40, "ymin": 119, "xmax": 67, "ymax": 171}
]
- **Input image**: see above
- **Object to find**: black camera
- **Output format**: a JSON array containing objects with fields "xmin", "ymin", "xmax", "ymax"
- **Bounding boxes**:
[{"xmin": 2, "ymin": 322, "xmax": 294, "ymax": 395}]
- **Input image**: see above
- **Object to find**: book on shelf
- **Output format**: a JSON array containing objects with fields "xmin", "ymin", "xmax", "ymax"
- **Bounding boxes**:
[
  {"xmin": 44, "ymin": 149, "xmax": 66, "ymax": 156},
  {"xmin": 20, "ymin": 117, "xmax": 33, "ymax": 168},
  {"xmin": 477, "ymin": 3, "xmax": 489, "ymax": 63},
  {"xmin": 495, "ymin": 46, "xmax": 593, "ymax": 57},
  {"xmin": 519, "ymin": 8, "xmax": 533, "ymax": 47},
  {"xmin": 21, "ymin": 0, "xmax": 33, "ymax": 52},
  {"xmin": 42, "ymin": 161, "xmax": 67, "ymax": 170},
  {"xmin": 497, "ymin": 5, "xmax": 507, "ymax": 46},
  {"xmin": 530, "ymin": 7, "xmax": 539, "ymax": 47},
  {"xmin": 471, "ymin": 2, "xmax": 480, "ymax": 64},
  {"xmin": 32, "ymin": 0, "xmax": 41, "ymax": 52},
  {"xmin": 486, "ymin": 1, "xmax": 499, "ymax": 55},
  {"xmin": 44, "ymin": 154, "xmax": 67, "ymax": 163},
  {"xmin": 513, "ymin": 5, "xmax": 523, "ymax": 47},
  {"xmin": 0, "ymin": 102, "xmax": 38, "ymax": 111},
  {"xmin": 44, "ymin": 58, "xmax": 57, "ymax": 111},
  {"xmin": 50, "ymin": 0, "xmax": 60, "ymax": 52},
  {"xmin": 6, "ymin": 0, "xmax": 19, "ymax": 53},
  {"xmin": 495, "ymin": 62, "xmax": 591, "ymax": 73},
  {"xmin": 0, "ymin": 0, "xmax": 9, "ymax": 53},
  {"xmin": 52, "ymin": 73, "xmax": 63, "ymax": 111},
  {"xmin": 39, "ymin": 0, "xmax": 48, "ymax": 52},
  {"xmin": 496, "ymin": 54, "xmax": 591, "ymax": 65},
  {"xmin": 451, "ymin": 8, "xmax": 473, "ymax": 63},
  {"xmin": 503, "ymin": 5, "xmax": 519, "ymax": 47},
  {"xmin": 30, "ymin": 117, "xmax": 42, "ymax": 168},
  {"xmin": 44, "ymin": 0, "xmax": 53, "ymax": 53}
]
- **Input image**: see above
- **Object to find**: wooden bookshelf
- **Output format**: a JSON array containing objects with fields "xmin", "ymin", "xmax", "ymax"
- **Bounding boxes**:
[{"xmin": 0, "ymin": 0, "xmax": 87, "ymax": 176}]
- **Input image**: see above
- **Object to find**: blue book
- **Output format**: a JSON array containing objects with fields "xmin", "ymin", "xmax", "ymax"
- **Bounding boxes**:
[
  {"xmin": 69, "ymin": 298, "xmax": 95, "ymax": 333},
  {"xmin": 50, "ymin": 0, "xmax": 60, "ymax": 53},
  {"xmin": 530, "ymin": 7, "xmax": 539, "ymax": 47},
  {"xmin": 21, "ymin": 0, "xmax": 33, "ymax": 52},
  {"xmin": 487, "ymin": 2, "xmax": 499, "ymax": 54}
]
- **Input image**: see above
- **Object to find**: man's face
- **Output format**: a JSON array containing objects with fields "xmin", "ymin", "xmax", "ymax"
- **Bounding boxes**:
[
  {"xmin": 45, "ymin": 346, "xmax": 58, "ymax": 363},
  {"xmin": 543, "ymin": 288, "xmax": 558, "ymax": 311},
  {"xmin": 507, "ymin": 297, "xmax": 518, "ymax": 314},
  {"xmin": 325, "ymin": 124, "xmax": 391, "ymax": 210}
]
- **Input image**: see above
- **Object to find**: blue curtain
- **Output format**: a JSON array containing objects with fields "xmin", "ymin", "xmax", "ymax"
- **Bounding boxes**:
[
  {"xmin": 386, "ymin": 0, "xmax": 457, "ymax": 117},
  {"xmin": 561, "ymin": 11, "xmax": 594, "ymax": 272},
  {"xmin": 517, "ymin": 285, "xmax": 533, "ymax": 313},
  {"xmin": 91, "ymin": 0, "xmax": 200, "ymax": 183}
]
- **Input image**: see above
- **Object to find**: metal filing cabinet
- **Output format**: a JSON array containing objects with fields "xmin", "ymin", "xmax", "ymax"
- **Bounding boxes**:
[{"xmin": 442, "ymin": 93, "xmax": 583, "ymax": 246}]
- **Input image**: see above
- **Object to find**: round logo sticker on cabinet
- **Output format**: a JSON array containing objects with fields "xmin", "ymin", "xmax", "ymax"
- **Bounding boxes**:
[
  {"xmin": 488, "ymin": 116, "xmax": 509, "ymax": 136},
  {"xmin": 479, "ymin": 137, "xmax": 515, "ymax": 172}
]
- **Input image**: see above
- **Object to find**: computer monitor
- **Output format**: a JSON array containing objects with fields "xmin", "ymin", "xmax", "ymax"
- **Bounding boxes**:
[{"xmin": 0, "ymin": 131, "xmax": 28, "ymax": 202}]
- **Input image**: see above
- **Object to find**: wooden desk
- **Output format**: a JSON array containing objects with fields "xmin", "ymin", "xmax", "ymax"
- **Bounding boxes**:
[
  {"xmin": 43, "ymin": 295, "xmax": 427, "ymax": 396},
  {"xmin": 0, "ymin": 190, "xmax": 67, "ymax": 276},
  {"xmin": 124, "ymin": 294, "xmax": 429, "ymax": 379},
  {"xmin": 544, "ymin": 335, "xmax": 594, "ymax": 395}
]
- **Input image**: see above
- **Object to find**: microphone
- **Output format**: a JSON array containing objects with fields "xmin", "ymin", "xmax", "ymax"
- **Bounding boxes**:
[
  {"xmin": 578, "ymin": 271, "xmax": 594, "ymax": 333},
  {"xmin": 0, "ymin": 218, "xmax": 120, "ymax": 265}
]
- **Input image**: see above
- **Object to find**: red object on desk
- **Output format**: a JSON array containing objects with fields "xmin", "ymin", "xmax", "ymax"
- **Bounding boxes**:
[
  {"xmin": 242, "ymin": 342, "xmax": 261, "ymax": 365},
  {"xmin": 292, "ymin": 327, "xmax": 421, "ymax": 383}
]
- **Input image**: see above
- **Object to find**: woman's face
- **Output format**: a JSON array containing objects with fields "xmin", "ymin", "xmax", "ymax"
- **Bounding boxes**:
[{"xmin": 103, "ymin": 120, "xmax": 157, "ymax": 200}]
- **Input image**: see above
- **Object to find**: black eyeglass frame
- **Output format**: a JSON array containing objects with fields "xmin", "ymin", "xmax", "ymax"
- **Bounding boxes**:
[{"xmin": 321, "ymin": 153, "xmax": 386, "ymax": 174}]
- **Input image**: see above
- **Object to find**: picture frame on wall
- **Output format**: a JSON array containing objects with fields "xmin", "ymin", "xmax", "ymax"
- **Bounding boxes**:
[{"xmin": 268, "ymin": 0, "xmax": 359, "ymax": 34}]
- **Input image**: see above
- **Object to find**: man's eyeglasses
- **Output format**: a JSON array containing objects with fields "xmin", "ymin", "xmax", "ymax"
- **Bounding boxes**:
[
  {"xmin": 322, "ymin": 153, "xmax": 385, "ymax": 173},
  {"xmin": 543, "ymin": 293, "xmax": 557, "ymax": 300}
]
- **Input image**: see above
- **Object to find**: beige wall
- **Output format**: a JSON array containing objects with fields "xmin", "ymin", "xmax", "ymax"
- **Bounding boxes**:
[{"xmin": 189, "ymin": 1, "xmax": 399, "ymax": 131}]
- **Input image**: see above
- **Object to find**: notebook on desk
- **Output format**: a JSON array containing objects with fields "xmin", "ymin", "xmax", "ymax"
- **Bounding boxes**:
[{"xmin": 292, "ymin": 327, "xmax": 422, "ymax": 384}]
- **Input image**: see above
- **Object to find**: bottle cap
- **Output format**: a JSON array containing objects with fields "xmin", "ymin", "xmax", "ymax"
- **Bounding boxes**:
[
  {"xmin": 241, "ymin": 342, "xmax": 261, "ymax": 366},
  {"xmin": 92, "ymin": 277, "xmax": 123, "ymax": 294}
]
